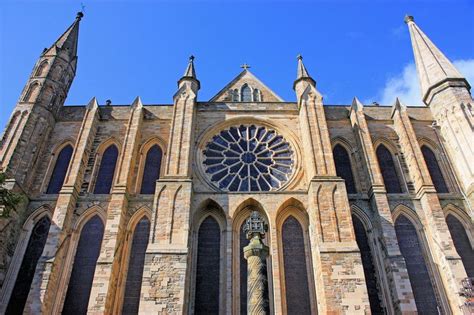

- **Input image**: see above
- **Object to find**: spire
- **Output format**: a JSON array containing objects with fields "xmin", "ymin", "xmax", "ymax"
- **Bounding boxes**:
[
  {"xmin": 405, "ymin": 15, "xmax": 470, "ymax": 103},
  {"xmin": 351, "ymin": 97, "xmax": 364, "ymax": 112},
  {"xmin": 293, "ymin": 54, "xmax": 316, "ymax": 90},
  {"xmin": 44, "ymin": 12, "xmax": 83, "ymax": 59},
  {"xmin": 178, "ymin": 55, "xmax": 200, "ymax": 90}
]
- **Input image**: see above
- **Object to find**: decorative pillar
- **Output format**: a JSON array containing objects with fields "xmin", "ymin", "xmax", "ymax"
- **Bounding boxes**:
[{"xmin": 243, "ymin": 211, "xmax": 269, "ymax": 315}]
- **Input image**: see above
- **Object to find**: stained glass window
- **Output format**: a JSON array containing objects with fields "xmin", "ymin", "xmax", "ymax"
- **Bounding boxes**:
[
  {"xmin": 395, "ymin": 215, "xmax": 439, "ymax": 314},
  {"xmin": 203, "ymin": 125, "xmax": 294, "ymax": 192},
  {"xmin": 446, "ymin": 214, "xmax": 474, "ymax": 277},
  {"xmin": 140, "ymin": 145, "xmax": 162, "ymax": 194},
  {"xmin": 282, "ymin": 216, "xmax": 311, "ymax": 314},
  {"xmin": 376, "ymin": 145, "xmax": 402, "ymax": 193},
  {"xmin": 333, "ymin": 144, "xmax": 357, "ymax": 193},
  {"xmin": 241, "ymin": 84, "xmax": 252, "ymax": 102},
  {"xmin": 352, "ymin": 215, "xmax": 383, "ymax": 314},
  {"xmin": 123, "ymin": 217, "xmax": 150, "ymax": 315},
  {"xmin": 46, "ymin": 145, "xmax": 73, "ymax": 194},
  {"xmin": 93, "ymin": 145, "xmax": 118, "ymax": 194},
  {"xmin": 421, "ymin": 146, "xmax": 448, "ymax": 193},
  {"xmin": 194, "ymin": 216, "xmax": 220, "ymax": 314},
  {"xmin": 6, "ymin": 216, "xmax": 51, "ymax": 315},
  {"xmin": 62, "ymin": 215, "xmax": 104, "ymax": 315}
]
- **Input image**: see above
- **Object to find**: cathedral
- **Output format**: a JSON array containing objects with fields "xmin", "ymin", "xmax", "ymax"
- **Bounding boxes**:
[{"xmin": 0, "ymin": 11, "xmax": 473, "ymax": 315}]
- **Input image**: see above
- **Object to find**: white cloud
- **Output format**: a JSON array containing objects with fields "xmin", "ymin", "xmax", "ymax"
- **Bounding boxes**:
[{"xmin": 369, "ymin": 59, "xmax": 474, "ymax": 106}]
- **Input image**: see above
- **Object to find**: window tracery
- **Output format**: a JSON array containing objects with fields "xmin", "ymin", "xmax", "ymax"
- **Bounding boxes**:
[{"xmin": 203, "ymin": 125, "xmax": 294, "ymax": 192}]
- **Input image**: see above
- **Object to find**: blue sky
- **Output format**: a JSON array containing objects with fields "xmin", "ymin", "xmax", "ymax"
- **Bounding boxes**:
[{"xmin": 1, "ymin": 1, "xmax": 473, "ymax": 129}]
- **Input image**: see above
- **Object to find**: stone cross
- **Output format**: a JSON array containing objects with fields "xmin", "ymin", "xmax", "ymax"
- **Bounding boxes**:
[{"xmin": 243, "ymin": 211, "xmax": 269, "ymax": 315}]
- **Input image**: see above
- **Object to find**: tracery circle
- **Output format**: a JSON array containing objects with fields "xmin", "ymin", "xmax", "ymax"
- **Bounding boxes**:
[{"xmin": 202, "ymin": 124, "xmax": 294, "ymax": 192}]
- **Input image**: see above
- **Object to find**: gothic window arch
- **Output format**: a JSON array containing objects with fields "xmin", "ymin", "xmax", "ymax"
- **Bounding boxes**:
[
  {"xmin": 420, "ymin": 145, "xmax": 448, "ymax": 193},
  {"xmin": 0, "ymin": 111, "xmax": 21, "ymax": 149},
  {"xmin": 46, "ymin": 144, "xmax": 73, "ymax": 194},
  {"xmin": 394, "ymin": 213, "xmax": 440, "ymax": 314},
  {"xmin": 5, "ymin": 215, "xmax": 51, "ymax": 314},
  {"xmin": 122, "ymin": 216, "xmax": 150, "ymax": 315},
  {"xmin": 445, "ymin": 213, "xmax": 474, "ymax": 277},
  {"xmin": 35, "ymin": 60, "xmax": 49, "ymax": 77},
  {"xmin": 351, "ymin": 214, "xmax": 383, "ymax": 314},
  {"xmin": 241, "ymin": 84, "xmax": 252, "ymax": 102},
  {"xmin": 376, "ymin": 144, "xmax": 402, "ymax": 193},
  {"xmin": 62, "ymin": 215, "xmax": 104, "ymax": 315},
  {"xmin": 253, "ymin": 88, "xmax": 261, "ymax": 102},
  {"xmin": 140, "ymin": 144, "xmax": 163, "ymax": 194},
  {"xmin": 333, "ymin": 144, "xmax": 357, "ymax": 193},
  {"xmin": 194, "ymin": 215, "xmax": 221, "ymax": 314},
  {"xmin": 93, "ymin": 144, "xmax": 119, "ymax": 194},
  {"xmin": 24, "ymin": 82, "xmax": 40, "ymax": 102},
  {"xmin": 280, "ymin": 214, "xmax": 312, "ymax": 314}
]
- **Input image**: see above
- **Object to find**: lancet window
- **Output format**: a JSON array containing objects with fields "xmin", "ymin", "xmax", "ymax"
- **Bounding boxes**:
[
  {"xmin": 140, "ymin": 145, "xmax": 163, "ymax": 194},
  {"xmin": 93, "ymin": 145, "xmax": 118, "ymax": 194},
  {"xmin": 376, "ymin": 145, "xmax": 402, "ymax": 193},
  {"xmin": 46, "ymin": 144, "xmax": 73, "ymax": 194},
  {"xmin": 421, "ymin": 146, "xmax": 448, "ymax": 193},
  {"xmin": 333, "ymin": 144, "xmax": 357, "ymax": 193}
]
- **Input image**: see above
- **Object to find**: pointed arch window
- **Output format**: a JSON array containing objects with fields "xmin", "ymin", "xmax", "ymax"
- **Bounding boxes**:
[
  {"xmin": 352, "ymin": 215, "xmax": 383, "ymax": 314},
  {"xmin": 123, "ymin": 216, "xmax": 150, "ymax": 315},
  {"xmin": 93, "ymin": 145, "xmax": 119, "ymax": 194},
  {"xmin": 46, "ymin": 145, "xmax": 73, "ymax": 194},
  {"xmin": 253, "ymin": 89, "xmax": 261, "ymax": 102},
  {"xmin": 394, "ymin": 215, "xmax": 440, "ymax": 313},
  {"xmin": 140, "ymin": 145, "xmax": 163, "ymax": 194},
  {"xmin": 446, "ymin": 214, "xmax": 474, "ymax": 277},
  {"xmin": 241, "ymin": 84, "xmax": 252, "ymax": 102},
  {"xmin": 6, "ymin": 216, "xmax": 51, "ymax": 314},
  {"xmin": 376, "ymin": 145, "xmax": 402, "ymax": 193},
  {"xmin": 35, "ymin": 61, "xmax": 48, "ymax": 77},
  {"xmin": 421, "ymin": 146, "xmax": 448, "ymax": 193},
  {"xmin": 282, "ymin": 216, "xmax": 311, "ymax": 314},
  {"xmin": 194, "ymin": 216, "xmax": 220, "ymax": 314},
  {"xmin": 333, "ymin": 144, "xmax": 357, "ymax": 193},
  {"xmin": 62, "ymin": 215, "xmax": 104, "ymax": 315},
  {"xmin": 24, "ymin": 82, "xmax": 40, "ymax": 102}
]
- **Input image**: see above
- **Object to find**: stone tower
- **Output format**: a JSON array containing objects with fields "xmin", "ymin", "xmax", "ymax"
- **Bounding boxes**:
[{"xmin": 406, "ymin": 15, "xmax": 474, "ymax": 206}]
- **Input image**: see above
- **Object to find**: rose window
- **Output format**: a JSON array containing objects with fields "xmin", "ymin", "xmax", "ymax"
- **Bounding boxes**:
[{"xmin": 203, "ymin": 125, "xmax": 294, "ymax": 192}]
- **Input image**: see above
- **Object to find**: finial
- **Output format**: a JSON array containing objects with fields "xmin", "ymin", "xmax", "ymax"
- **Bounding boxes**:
[
  {"xmin": 404, "ymin": 15, "xmax": 414, "ymax": 24},
  {"xmin": 76, "ymin": 11, "xmax": 84, "ymax": 21},
  {"xmin": 297, "ymin": 54, "xmax": 303, "ymax": 61},
  {"xmin": 189, "ymin": 55, "xmax": 195, "ymax": 62},
  {"xmin": 106, "ymin": 99, "xmax": 112, "ymax": 106},
  {"xmin": 240, "ymin": 63, "xmax": 251, "ymax": 70},
  {"xmin": 243, "ymin": 211, "xmax": 268, "ymax": 240}
]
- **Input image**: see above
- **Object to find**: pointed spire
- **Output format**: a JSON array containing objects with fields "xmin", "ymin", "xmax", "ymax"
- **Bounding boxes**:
[
  {"xmin": 293, "ymin": 54, "xmax": 316, "ymax": 90},
  {"xmin": 391, "ymin": 97, "xmax": 406, "ymax": 117},
  {"xmin": 351, "ymin": 97, "xmax": 364, "ymax": 112},
  {"xmin": 86, "ymin": 96, "xmax": 99, "ymax": 110},
  {"xmin": 131, "ymin": 96, "xmax": 143, "ymax": 109},
  {"xmin": 178, "ymin": 55, "xmax": 200, "ymax": 90},
  {"xmin": 405, "ymin": 15, "xmax": 470, "ymax": 103},
  {"xmin": 44, "ymin": 12, "xmax": 83, "ymax": 59}
]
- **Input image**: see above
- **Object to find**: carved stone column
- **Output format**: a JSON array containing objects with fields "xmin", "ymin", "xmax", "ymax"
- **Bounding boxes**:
[{"xmin": 243, "ymin": 211, "xmax": 269, "ymax": 315}]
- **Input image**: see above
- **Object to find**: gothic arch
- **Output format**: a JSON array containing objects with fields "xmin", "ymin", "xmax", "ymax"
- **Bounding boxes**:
[
  {"xmin": 89, "ymin": 138, "xmax": 121, "ymax": 193},
  {"xmin": 331, "ymin": 137, "xmax": 361, "ymax": 193},
  {"xmin": 135, "ymin": 137, "xmax": 167, "ymax": 194},
  {"xmin": 0, "ymin": 205, "xmax": 52, "ymax": 314},
  {"xmin": 418, "ymin": 138, "xmax": 453, "ymax": 193},
  {"xmin": 41, "ymin": 140, "xmax": 75, "ymax": 193},
  {"xmin": 0, "ymin": 111, "xmax": 21, "ymax": 149},
  {"xmin": 373, "ymin": 139, "xmax": 406, "ymax": 193},
  {"xmin": 232, "ymin": 198, "xmax": 272, "ymax": 314},
  {"xmin": 276, "ymin": 204, "xmax": 316, "ymax": 314},
  {"xmin": 59, "ymin": 206, "xmax": 106, "ymax": 314},
  {"xmin": 35, "ymin": 60, "xmax": 49, "ymax": 77},
  {"xmin": 392, "ymin": 205, "xmax": 447, "ymax": 314},
  {"xmin": 24, "ymin": 81, "xmax": 41, "ymax": 102},
  {"xmin": 443, "ymin": 204, "xmax": 474, "ymax": 244},
  {"xmin": 190, "ymin": 199, "xmax": 227, "ymax": 314}
]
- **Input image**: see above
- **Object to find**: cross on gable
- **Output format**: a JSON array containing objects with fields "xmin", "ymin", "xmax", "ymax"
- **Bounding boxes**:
[{"xmin": 240, "ymin": 63, "xmax": 251, "ymax": 70}]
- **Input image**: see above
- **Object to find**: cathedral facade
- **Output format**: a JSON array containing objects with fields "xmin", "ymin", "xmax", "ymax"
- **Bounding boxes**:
[{"xmin": 0, "ymin": 12, "xmax": 473, "ymax": 314}]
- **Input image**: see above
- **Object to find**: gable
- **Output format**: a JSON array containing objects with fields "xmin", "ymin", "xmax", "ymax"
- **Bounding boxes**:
[{"xmin": 210, "ymin": 70, "xmax": 284, "ymax": 102}]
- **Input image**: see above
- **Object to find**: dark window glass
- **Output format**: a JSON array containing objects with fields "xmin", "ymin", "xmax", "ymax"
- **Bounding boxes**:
[
  {"xmin": 333, "ymin": 144, "xmax": 357, "ymax": 193},
  {"xmin": 241, "ymin": 85, "xmax": 252, "ymax": 102},
  {"xmin": 376, "ymin": 145, "xmax": 402, "ymax": 193},
  {"xmin": 46, "ymin": 145, "xmax": 73, "ymax": 194},
  {"xmin": 395, "ymin": 215, "xmax": 439, "ymax": 314},
  {"xmin": 122, "ymin": 217, "xmax": 150, "ymax": 315},
  {"xmin": 93, "ymin": 145, "xmax": 118, "ymax": 194},
  {"xmin": 421, "ymin": 146, "xmax": 448, "ymax": 193},
  {"xmin": 282, "ymin": 216, "xmax": 311, "ymax": 315},
  {"xmin": 240, "ymin": 223, "xmax": 248, "ymax": 314},
  {"xmin": 194, "ymin": 216, "xmax": 220, "ymax": 314},
  {"xmin": 446, "ymin": 214, "xmax": 474, "ymax": 277},
  {"xmin": 352, "ymin": 215, "xmax": 383, "ymax": 314},
  {"xmin": 62, "ymin": 216, "xmax": 104, "ymax": 315},
  {"xmin": 140, "ymin": 145, "xmax": 162, "ymax": 194},
  {"xmin": 6, "ymin": 216, "xmax": 51, "ymax": 315}
]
